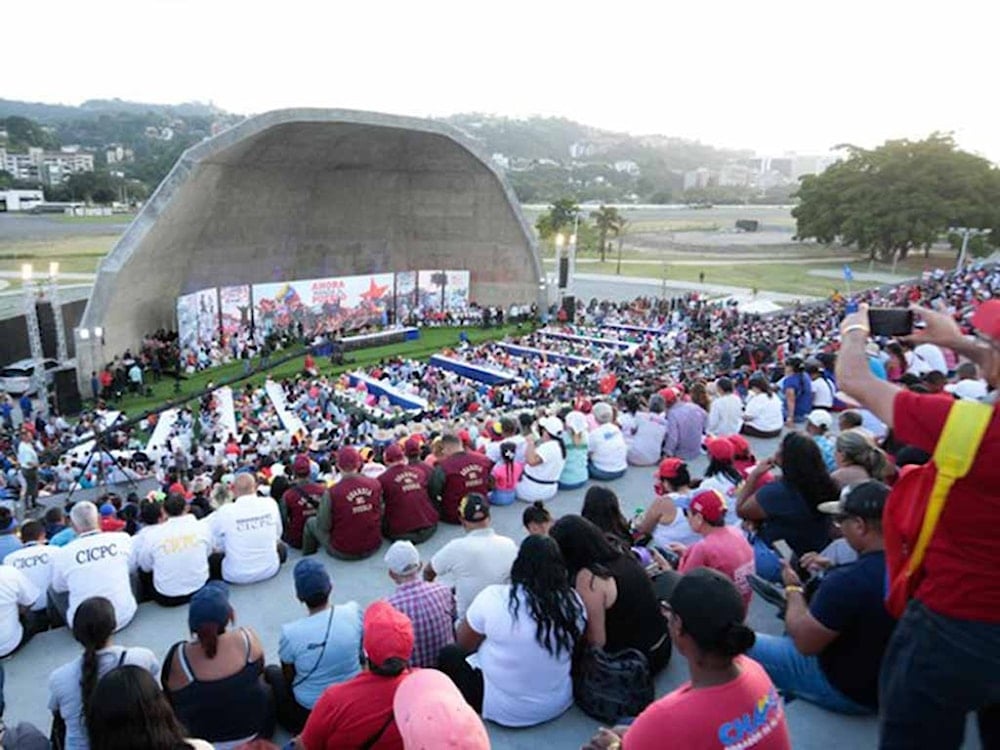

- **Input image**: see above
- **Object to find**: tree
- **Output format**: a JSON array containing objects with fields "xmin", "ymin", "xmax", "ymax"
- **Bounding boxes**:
[
  {"xmin": 793, "ymin": 133, "xmax": 1000, "ymax": 263},
  {"xmin": 534, "ymin": 198, "xmax": 581, "ymax": 240},
  {"xmin": 591, "ymin": 205, "xmax": 625, "ymax": 262}
]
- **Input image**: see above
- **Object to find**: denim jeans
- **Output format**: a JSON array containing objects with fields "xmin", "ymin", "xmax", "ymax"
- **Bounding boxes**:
[
  {"xmin": 879, "ymin": 600, "xmax": 1000, "ymax": 749},
  {"xmin": 748, "ymin": 633, "xmax": 872, "ymax": 715},
  {"xmin": 587, "ymin": 462, "xmax": 627, "ymax": 481},
  {"xmin": 749, "ymin": 534, "xmax": 783, "ymax": 582},
  {"xmin": 490, "ymin": 488, "xmax": 516, "ymax": 506}
]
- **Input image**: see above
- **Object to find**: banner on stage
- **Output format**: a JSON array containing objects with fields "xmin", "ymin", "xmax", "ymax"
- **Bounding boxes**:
[
  {"xmin": 252, "ymin": 273, "xmax": 393, "ymax": 336},
  {"xmin": 416, "ymin": 270, "xmax": 470, "ymax": 312},
  {"xmin": 394, "ymin": 271, "xmax": 417, "ymax": 322},
  {"xmin": 177, "ymin": 288, "xmax": 219, "ymax": 356},
  {"xmin": 219, "ymin": 285, "xmax": 252, "ymax": 340}
]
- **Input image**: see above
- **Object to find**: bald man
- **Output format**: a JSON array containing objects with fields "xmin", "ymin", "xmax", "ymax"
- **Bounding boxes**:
[{"xmin": 208, "ymin": 473, "xmax": 287, "ymax": 584}]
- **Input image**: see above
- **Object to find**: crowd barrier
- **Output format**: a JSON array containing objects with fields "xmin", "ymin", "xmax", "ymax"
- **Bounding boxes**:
[
  {"xmin": 428, "ymin": 354, "xmax": 518, "ymax": 385},
  {"xmin": 264, "ymin": 380, "xmax": 306, "ymax": 436},
  {"xmin": 346, "ymin": 372, "xmax": 429, "ymax": 411},
  {"xmin": 599, "ymin": 322, "xmax": 669, "ymax": 336},
  {"xmin": 538, "ymin": 330, "xmax": 638, "ymax": 353},
  {"xmin": 496, "ymin": 343, "xmax": 598, "ymax": 367}
]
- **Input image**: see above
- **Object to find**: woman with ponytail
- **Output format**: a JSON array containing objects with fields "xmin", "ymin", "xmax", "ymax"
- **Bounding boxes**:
[
  {"xmin": 831, "ymin": 430, "xmax": 890, "ymax": 489},
  {"xmin": 49, "ymin": 596, "xmax": 160, "ymax": 750},
  {"xmin": 583, "ymin": 568, "xmax": 791, "ymax": 750}
]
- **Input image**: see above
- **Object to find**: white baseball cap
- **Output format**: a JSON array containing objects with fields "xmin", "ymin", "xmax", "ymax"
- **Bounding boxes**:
[
  {"xmin": 806, "ymin": 409, "xmax": 833, "ymax": 430},
  {"xmin": 384, "ymin": 540, "xmax": 421, "ymax": 576},
  {"xmin": 537, "ymin": 415, "xmax": 564, "ymax": 438}
]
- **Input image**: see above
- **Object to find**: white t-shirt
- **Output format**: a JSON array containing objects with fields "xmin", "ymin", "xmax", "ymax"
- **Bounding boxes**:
[
  {"xmin": 625, "ymin": 413, "xmax": 668, "ymax": 466},
  {"xmin": 138, "ymin": 514, "xmax": 212, "ymax": 597},
  {"xmin": 707, "ymin": 393, "xmax": 744, "ymax": 436},
  {"xmin": 811, "ymin": 375, "xmax": 834, "ymax": 409},
  {"xmin": 699, "ymin": 473, "xmax": 742, "ymax": 526},
  {"xmin": 588, "ymin": 423, "xmax": 628, "ymax": 473},
  {"xmin": 3, "ymin": 541, "xmax": 53, "ymax": 610},
  {"xmin": 51, "ymin": 531, "xmax": 136, "ymax": 631},
  {"xmin": 743, "ymin": 393, "xmax": 784, "ymax": 432},
  {"xmin": 466, "ymin": 584, "xmax": 584, "ymax": 727},
  {"xmin": 0, "ymin": 565, "xmax": 39, "ymax": 656},
  {"xmin": 209, "ymin": 494, "xmax": 282, "ymax": 584},
  {"xmin": 431, "ymin": 528, "xmax": 517, "ymax": 620},
  {"xmin": 516, "ymin": 439, "xmax": 565, "ymax": 502},
  {"xmin": 485, "ymin": 434, "xmax": 526, "ymax": 464}
]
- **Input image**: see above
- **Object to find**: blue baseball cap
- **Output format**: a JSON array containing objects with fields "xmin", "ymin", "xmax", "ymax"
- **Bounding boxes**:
[
  {"xmin": 188, "ymin": 581, "xmax": 231, "ymax": 632},
  {"xmin": 294, "ymin": 558, "xmax": 332, "ymax": 601}
]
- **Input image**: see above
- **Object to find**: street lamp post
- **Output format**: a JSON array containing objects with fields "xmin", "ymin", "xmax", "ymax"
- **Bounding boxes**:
[
  {"xmin": 21, "ymin": 264, "xmax": 48, "ymax": 418},
  {"xmin": 45, "ymin": 261, "xmax": 69, "ymax": 362},
  {"xmin": 555, "ymin": 232, "xmax": 566, "ymax": 305}
]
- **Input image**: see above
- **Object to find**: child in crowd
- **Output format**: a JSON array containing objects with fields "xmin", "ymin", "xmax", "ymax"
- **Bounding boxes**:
[
  {"xmin": 522, "ymin": 501, "xmax": 553, "ymax": 535},
  {"xmin": 490, "ymin": 441, "xmax": 523, "ymax": 506}
]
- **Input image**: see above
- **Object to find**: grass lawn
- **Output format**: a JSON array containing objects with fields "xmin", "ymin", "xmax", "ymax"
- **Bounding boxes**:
[
  {"xmin": 51, "ymin": 214, "xmax": 134, "ymax": 225},
  {"xmin": 103, "ymin": 324, "xmax": 532, "ymax": 419},
  {"xmin": 0, "ymin": 236, "xmax": 115, "ymax": 277}
]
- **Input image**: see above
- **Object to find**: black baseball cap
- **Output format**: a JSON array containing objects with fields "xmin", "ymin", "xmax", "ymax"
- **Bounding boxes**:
[
  {"xmin": 459, "ymin": 493, "xmax": 490, "ymax": 523},
  {"xmin": 818, "ymin": 480, "xmax": 889, "ymax": 520},
  {"xmin": 667, "ymin": 568, "xmax": 745, "ymax": 650}
]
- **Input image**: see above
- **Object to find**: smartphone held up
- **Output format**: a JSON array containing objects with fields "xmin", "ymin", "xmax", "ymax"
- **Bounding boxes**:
[{"xmin": 867, "ymin": 307, "xmax": 914, "ymax": 338}]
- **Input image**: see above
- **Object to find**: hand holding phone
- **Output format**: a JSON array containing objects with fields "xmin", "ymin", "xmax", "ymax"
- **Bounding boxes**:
[{"xmin": 868, "ymin": 307, "xmax": 914, "ymax": 337}]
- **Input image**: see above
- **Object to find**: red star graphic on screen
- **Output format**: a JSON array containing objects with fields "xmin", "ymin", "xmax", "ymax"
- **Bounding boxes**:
[{"xmin": 361, "ymin": 277, "xmax": 389, "ymax": 301}]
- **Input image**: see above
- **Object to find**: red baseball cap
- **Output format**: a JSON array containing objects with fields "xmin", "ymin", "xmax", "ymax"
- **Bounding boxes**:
[
  {"xmin": 337, "ymin": 446, "xmax": 362, "ymax": 471},
  {"xmin": 686, "ymin": 488, "xmax": 727, "ymax": 524},
  {"xmin": 404, "ymin": 437, "xmax": 423, "ymax": 457},
  {"xmin": 658, "ymin": 387, "xmax": 678, "ymax": 405},
  {"xmin": 726, "ymin": 434, "xmax": 751, "ymax": 458},
  {"xmin": 972, "ymin": 300, "xmax": 1000, "ymax": 342},
  {"xmin": 384, "ymin": 444, "xmax": 404, "ymax": 463},
  {"xmin": 292, "ymin": 455, "xmax": 311, "ymax": 477},
  {"xmin": 657, "ymin": 457, "xmax": 685, "ymax": 480},
  {"xmin": 363, "ymin": 601, "xmax": 414, "ymax": 668},
  {"xmin": 705, "ymin": 437, "xmax": 735, "ymax": 463}
]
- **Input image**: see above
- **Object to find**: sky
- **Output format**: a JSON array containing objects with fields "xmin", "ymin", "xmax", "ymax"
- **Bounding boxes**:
[{"xmin": 7, "ymin": 0, "xmax": 998, "ymax": 161}]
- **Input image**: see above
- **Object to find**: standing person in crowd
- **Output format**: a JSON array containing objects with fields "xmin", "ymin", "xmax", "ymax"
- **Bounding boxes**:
[
  {"xmin": 516, "ymin": 416, "xmax": 566, "ymax": 502},
  {"xmin": 707, "ymin": 376, "xmax": 744, "ymax": 436},
  {"xmin": 559, "ymin": 410, "xmax": 590, "ymax": 490},
  {"xmin": 378, "ymin": 444, "xmax": 439, "ymax": 543},
  {"xmin": 304, "ymin": 447, "xmax": 383, "ymax": 560},
  {"xmin": 266, "ymin": 559, "xmax": 362, "ymax": 735},
  {"xmin": 831, "ymin": 430, "xmax": 890, "ymax": 489},
  {"xmin": 663, "ymin": 388, "xmax": 708, "ymax": 461},
  {"xmin": 781, "ymin": 357, "xmax": 813, "ymax": 429},
  {"xmin": 489, "ymin": 441, "xmax": 522, "ymax": 506},
  {"xmin": 750, "ymin": 481, "xmax": 896, "ymax": 716},
  {"xmin": 742, "ymin": 373, "xmax": 785, "ymax": 438},
  {"xmin": 208, "ymin": 473, "xmax": 285, "ymax": 584},
  {"xmin": 0, "ymin": 558, "xmax": 38, "ymax": 657},
  {"xmin": 17, "ymin": 428, "xmax": 39, "ymax": 514},
  {"xmin": 138, "ymin": 491, "xmax": 211, "ymax": 606},
  {"xmin": 49, "ymin": 596, "xmax": 160, "ymax": 750},
  {"xmin": 736, "ymin": 432, "xmax": 836, "ymax": 580},
  {"xmin": 522, "ymin": 501, "xmax": 553, "ymax": 536},
  {"xmin": 624, "ymin": 393, "xmax": 669, "ymax": 467},
  {"xmin": 588, "ymin": 401, "xmax": 629, "ymax": 480},
  {"xmin": 49, "ymin": 501, "xmax": 137, "ymax": 631},
  {"xmin": 3, "ymin": 519, "xmax": 52, "ymax": 637},
  {"xmin": 634, "ymin": 458, "xmax": 701, "ymax": 549},
  {"xmin": 280, "ymin": 455, "xmax": 325, "ymax": 550},
  {"xmin": 805, "ymin": 409, "xmax": 837, "ymax": 472},
  {"xmin": 162, "ymin": 582, "xmax": 275, "ymax": 748},
  {"xmin": 86, "ymin": 665, "xmax": 214, "ymax": 750},
  {"xmin": 384, "ymin": 540, "xmax": 455, "ymax": 668},
  {"xmin": 837, "ymin": 303, "xmax": 1000, "ymax": 748},
  {"xmin": 292, "ymin": 600, "xmax": 414, "ymax": 750},
  {"xmin": 583, "ymin": 568, "xmax": 791, "ymax": 750},
  {"xmin": 551, "ymin": 515, "xmax": 671, "ymax": 674},
  {"xmin": 429, "ymin": 433, "xmax": 493, "ymax": 524},
  {"xmin": 581, "ymin": 485, "xmax": 633, "ymax": 549},
  {"xmin": 424, "ymin": 493, "xmax": 516, "ymax": 622},
  {"xmin": 437, "ymin": 534, "xmax": 585, "ymax": 727}
]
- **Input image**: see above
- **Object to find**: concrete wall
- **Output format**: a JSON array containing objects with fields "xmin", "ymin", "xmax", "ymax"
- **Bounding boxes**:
[{"xmin": 78, "ymin": 110, "xmax": 544, "ymax": 384}]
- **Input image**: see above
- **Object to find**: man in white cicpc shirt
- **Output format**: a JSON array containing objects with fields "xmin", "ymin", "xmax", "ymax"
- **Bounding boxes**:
[
  {"xmin": 49, "ymin": 501, "xmax": 137, "ymax": 631},
  {"xmin": 3, "ymin": 519, "xmax": 53, "ymax": 634},
  {"xmin": 0, "ymin": 563, "xmax": 40, "ymax": 656},
  {"xmin": 139, "ymin": 491, "xmax": 211, "ymax": 605},
  {"xmin": 209, "ymin": 473, "xmax": 286, "ymax": 584}
]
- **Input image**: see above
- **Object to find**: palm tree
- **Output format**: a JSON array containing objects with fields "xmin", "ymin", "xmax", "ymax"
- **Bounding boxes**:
[{"xmin": 591, "ymin": 205, "xmax": 624, "ymax": 263}]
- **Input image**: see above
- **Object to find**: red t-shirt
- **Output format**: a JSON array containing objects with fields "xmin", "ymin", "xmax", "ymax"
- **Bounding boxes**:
[
  {"xmin": 300, "ymin": 671, "xmax": 405, "ymax": 750},
  {"xmin": 623, "ymin": 656, "xmax": 791, "ymax": 750},
  {"xmin": 378, "ymin": 464, "xmax": 438, "ymax": 537},
  {"xmin": 679, "ymin": 526, "xmax": 755, "ymax": 609},
  {"xmin": 892, "ymin": 389, "xmax": 1000, "ymax": 621},
  {"xmin": 329, "ymin": 475, "xmax": 383, "ymax": 557},
  {"xmin": 437, "ymin": 452, "xmax": 493, "ymax": 524}
]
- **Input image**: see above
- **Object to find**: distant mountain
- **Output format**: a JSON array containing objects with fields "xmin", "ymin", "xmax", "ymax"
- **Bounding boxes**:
[{"xmin": 0, "ymin": 98, "xmax": 222, "ymax": 122}]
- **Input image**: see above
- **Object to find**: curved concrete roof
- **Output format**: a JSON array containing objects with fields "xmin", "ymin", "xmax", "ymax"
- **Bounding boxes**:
[{"xmin": 77, "ymin": 108, "xmax": 544, "ymax": 374}]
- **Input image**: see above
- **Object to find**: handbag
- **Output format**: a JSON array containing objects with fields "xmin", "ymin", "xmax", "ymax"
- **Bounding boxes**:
[
  {"xmin": 573, "ymin": 645, "xmax": 654, "ymax": 723},
  {"xmin": 883, "ymin": 399, "xmax": 992, "ymax": 618}
]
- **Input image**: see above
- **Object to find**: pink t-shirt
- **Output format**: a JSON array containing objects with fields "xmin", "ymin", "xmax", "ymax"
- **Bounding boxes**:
[
  {"xmin": 623, "ymin": 656, "xmax": 791, "ymax": 750},
  {"xmin": 679, "ymin": 526, "xmax": 755, "ymax": 608},
  {"xmin": 491, "ymin": 461, "xmax": 524, "ymax": 491}
]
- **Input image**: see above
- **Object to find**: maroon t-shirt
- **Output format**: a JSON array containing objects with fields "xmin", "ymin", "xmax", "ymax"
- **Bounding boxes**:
[
  {"xmin": 438, "ymin": 451, "xmax": 493, "ymax": 524},
  {"xmin": 378, "ymin": 464, "xmax": 438, "ymax": 537},
  {"xmin": 281, "ymin": 481, "xmax": 325, "ymax": 549},
  {"xmin": 329, "ymin": 474, "xmax": 383, "ymax": 556}
]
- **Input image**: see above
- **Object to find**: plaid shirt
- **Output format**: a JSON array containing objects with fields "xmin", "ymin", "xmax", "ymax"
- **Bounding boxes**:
[{"xmin": 387, "ymin": 579, "xmax": 456, "ymax": 668}]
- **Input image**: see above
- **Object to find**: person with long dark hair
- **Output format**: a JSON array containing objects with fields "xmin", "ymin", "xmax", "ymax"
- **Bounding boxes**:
[
  {"xmin": 634, "ymin": 458, "xmax": 701, "ymax": 549},
  {"xmin": 742, "ymin": 373, "xmax": 785, "ymax": 438},
  {"xmin": 736, "ymin": 432, "xmax": 837, "ymax": 580},
  {"xmin": 516, "ymin": 416, "xmax": 566, "ymax": 503},
  {"xmin": 437, "ymin": 534, "xmax": 585, "ymax": 727},
  {"xmin": 698, "ymin": 437, "xmax": 745, "ymax": 525},
  {"xmin": 581, "ymin": 485, "xmax": 632, "ymax": 548},
  {"xmin": 48, "ymin": 596, "xmax": 160, "ymax": 750},
  {"xmin": 86, "ymin": 665, "xmax": 213, "ymax": 750},
  {"xmin": 551, "ymin": 515, "xmax": 671, "ymax": 674}
]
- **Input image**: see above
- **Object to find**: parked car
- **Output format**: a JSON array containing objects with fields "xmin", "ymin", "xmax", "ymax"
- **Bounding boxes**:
[{"xmin": 0, "ymin": 358, "xmax": 59, "ymax": 396}]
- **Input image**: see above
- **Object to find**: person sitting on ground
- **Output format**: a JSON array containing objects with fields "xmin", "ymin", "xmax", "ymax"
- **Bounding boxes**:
[
  {"xmin": 392, "ymin": 668, "xmax": 490, "ymax": 750},
  {"xmin": 522, "ymin": 500, "xmax": 553, "ymax": 536},
  {"xmin": 0, "ymin": 663, "xmax": 50, "ymax": 749},
  {"xmin": 49, "ymin": 501, "xmax": 137, "ymax": 631},
  {"xmin": 86, "ymin": 665, "xmax": 214, "ymax": 750},
  {"xmin": 749, "ymin": 481, "xmax": 896, "ymax": 715},
  {"xmin": 44, "ymin": 506, "xmax": 69, "ymax": 544},
  {"xmin": 663, "ymin": 387, "xmax": 708, "ymax": 461},
  {"xmin": 581, "ymin": 485, "xmax": 633, "ymax": 549},
  {"xmin": 49, "ymin": 596, "xmax": 160, "ymax": 750},
  {"xmin": 2, "ymin": 518, "xmax": 52, "ymax": 638},
  {"xmin": 624, "ymin": 393, "xmax": 669, "ymax": 467},
  {"xmin": 424, "ymin": 493, "xmax": 516, "ymax": 622},
  {"xmin": 944, "ymin": 361, "xmax": 989, "ymax": 401},
  {"xmin": 736, "ymin": 432, "xmax": 837, "ymax": 581},
  {"xmin": 484, "ymin": 417, "xmax": 525, "ymax": 465},
  {"xmin": 831, "ymin": 430, "xmax": 890, "ymax": 489},
  {"xmin": 781, "ymin": 357, "xmax": 813, "ymax": 429},
  {"xmin": 138, "ymin": 491, "xmax": 211, "ymax": 607},
  {"xmin": 516, "ymin": 415, "xmax": 566, "ymax": 502},
  {"xmin": 551, "ymin": 515, "xmax": 671, "ymax": 674},
  {"xmin": 378, "ymin": 444, "xmax": 438, "ymax": 544},
  {"xmin": 806, "ymin": 357, "xmax": 835, "ymax": 411},
  {"xmin": 488, "ymin": 440, "xmax": 523, "ymax": 507},
  {"xmin": 265, "ymin": 559, "xmax": 362, "ymax": 735},
  {"xmin": 292, "ymin": 600, "xmax": 414, "ymax": 750},
  {"xmin": 429, "ymin": 433, "xmax": 493, "ymax": 524},
  {"xmin": 304, "ymin": 447, "xmax": 383, "ymax": 560},
  {"xmin": 742, "ymin": 373, "xmax": 785, "ymax": 438},
  {"xmin": 162, "ymin": 582, "xmax": 275, "ymax": 748},
  {"xmin": 0, "ymin": 556, "xmax": 39, "ymax": 658},
  {"xmin": 279, "ymin": 455, "xmax": 325, "ymax": 550},
  {"xmin": 583, "ymin": 568, "xmax": 791, "ymax": 750},
  {"xmin": 634, "ymin": 458, "xmax": 701, "ymax": 549},
  {"xmin": 558, "ymin": 410, "xmax": 589, "ymax": 490},
  {"xmin": 0, "ymin": 508, "xmax": 20, "ymax": 560},
  {"xmin": 208, "ymin": 473, "xmax": 286, "ymax": 584},
  {"xmin": 437, "ymin": 534, "xmax": 585, "ymax": 727},
  {"xmin": 384, "ymin": 540, "xmax": 455, "ymax": 669},
  {"xmin": 697, "ymin": 437, "xmax": 745, "ymax": 525},
  {"xmin": 707, "ymin": 376, "xmax": 745, "ymax": 437},
  {"xmin": 727, "ymin": 433, "xmax": 761, "ymax": 479},
  {"xmin": 804, "ymin": 409, "xmax": 837, "ymax": 472},
  {"xmin": 98, "ymin": 503, "xmax": 126, "ymax": 533}
]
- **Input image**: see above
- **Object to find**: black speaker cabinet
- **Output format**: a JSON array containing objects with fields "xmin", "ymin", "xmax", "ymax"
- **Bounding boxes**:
[{"xmin": 52, "ymin": 367, "xmax": 83, "ymax": 416}]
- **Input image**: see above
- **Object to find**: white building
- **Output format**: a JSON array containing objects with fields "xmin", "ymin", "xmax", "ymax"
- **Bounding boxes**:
[
  {"xmin": 0, "ymin": 189, "xmax": 44, "ymax": 211},
  {"xmin": 0, "ymin": 146, "xmax": 94, "ymax": 185},
  {"xmin": 613, "ymin": 160, "xmax": 640, "ymax": 176}
]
